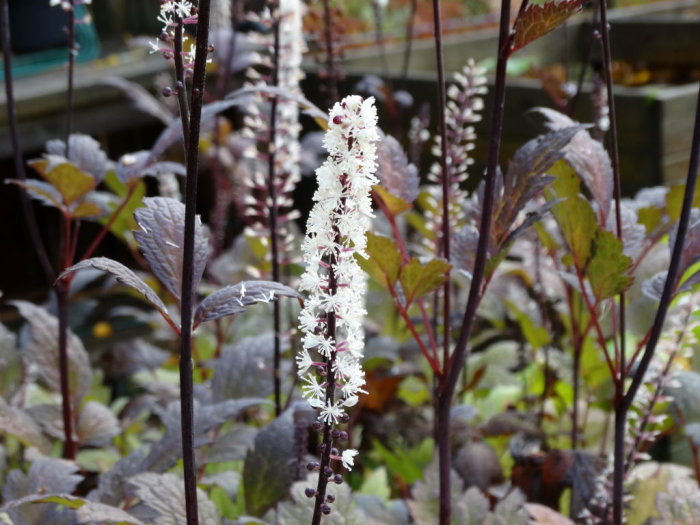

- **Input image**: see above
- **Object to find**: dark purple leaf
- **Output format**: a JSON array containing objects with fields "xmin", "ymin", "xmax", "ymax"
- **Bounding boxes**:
[
  {"xmin": 194, "ymin": 280, "xmax": 302, "ymax": 327},
  {"xmin": 376, "ymin": 132, "xmax": 420, "ymax": 203},
  {"xmin": 211, "ymin": 334, "xmax": 275, "ymax": 401},
  {"xmin": 642, "ymin": 271, "xmax": 666, "ymax": 301},
  {"xmin": 60, "ymin": 257, "xmax": 173, "ymax": 328},
  {"xmin": 2, "ymin": 458, "xmax": 83, "ymax": 525},
  {"xmin": 510, "ymin": 0, "xmax": 585, "ymax": 54},
  {"xmin": 0, "ymin": 399, "xmax": 51, "ymax": 453},
  {"xmin": 92, "ymin": 398, "xmax": 265, "ymax": 505},
  {"xmin": 133, "ymin": 197, "xmax": 210, "ymax": 302},
  {"xmin": 451, "ymin": 224, "xmax": 480, "ymax": 278},
  {"xmin": 496, "ymin": 124, "xmax": 586, "ymax": 243},
  {"xmin": 103, "ymin": 76, "xmax": 173, "ymax": 125},
  {"xmin": 670, "ymin": 208, "xmax": 700, "ymax": 276},
  {"xmin": 127, "ymin": 472, "xmax": 219, "ymax": 525},
  {"xmin": 535, "ymin": 108, "xmax": 614, "ymax": 222},
  {"xmin": 77, "ymin": 401, "xmax": 120, "ymax": 448},
  {"xmin": 11, "ymin": 301, "xmax": 92, "ymax": 405},
  {"xmin": 46, "ymin": 134, "xmax": 110, "ymax": 181}
]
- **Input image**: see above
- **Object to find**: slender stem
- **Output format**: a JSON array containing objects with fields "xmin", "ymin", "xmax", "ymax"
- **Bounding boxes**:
[
  {"xmin": 57, "ymin": 281, "xmax": 76, "ymax": 459},
  {"xmin": 612, "ymin": 388, "xmax": 625, "ymax": 525},
  {"xmin": 1, "ymin": 0, "xmax": 54, "ymax": 283},
  {"xmin": 58, "ymin": 0, "xmax": 77, "ymax": 460},
  {"xmin": 65, "ymin": 0, "xmax": 76, "ymax": 158},
  {"xmin": 400, "ymin": 0, "xmax": 417, "ymax": 88},
  {"xmin": 598, "ymin": 0, "xmax": 626, "ymax": 383},
  {"xmin": 372, "ymin": 1, "xmax": 389, "ymax": 79},
  {"xmin": 321, "ymin": 0, "xmax": 337, "ymax": 104},
  {"xmin": 443, "ymin": 0, "xmax": 512, "ymax": 405},
  {"xmin": 436, "ymin": 1, "xmax": 511, "ymax": 523},
  {"xmin": 179, "ymin": 1, "xmax": 212, "ymax": 523},
  {"xmin": 431, "ymin": 0, "xmax": 451, "ymax": 371},
  {"xmin": 618, "ymin": 81, "xmax": 700, "ymax": 522},
  {"xmin": 267, "ymin": 6, "xmax": 283, "ymax": 416},
  {"xmin": 174, "ymin": 17, "xmax": 191, "ymax": 154}
]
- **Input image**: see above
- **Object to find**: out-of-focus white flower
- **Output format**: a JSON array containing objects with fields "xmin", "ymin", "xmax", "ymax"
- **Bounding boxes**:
[
  {"xmin": 297, "ymin": 96, "xmax": 378, "ymax": 426},
  {"xmin": 341, "ymin": 449, "xmax": 358, "ymax": 470}
]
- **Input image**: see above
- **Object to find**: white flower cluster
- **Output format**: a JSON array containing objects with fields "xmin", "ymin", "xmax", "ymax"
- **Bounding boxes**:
[
  {"xmin": 149, "ymin": 1, "xmax": 201, "ymax": 67},
  {"xmin": 297, "ymin": 96, "xmax": 378, "ymax": 431}
]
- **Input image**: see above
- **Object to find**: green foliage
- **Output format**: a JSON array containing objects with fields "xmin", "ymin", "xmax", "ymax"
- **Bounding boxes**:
[
  {"xmin": 358, "ymin": 232, "xmax": 402, "ymax": 290},
  {"xmin": 399, "ymin": 257, "xmax": 451, "ymax": 307},
  {"xmin": 588, "ymin": 229, "xmax": 633, "ymax": 301}
]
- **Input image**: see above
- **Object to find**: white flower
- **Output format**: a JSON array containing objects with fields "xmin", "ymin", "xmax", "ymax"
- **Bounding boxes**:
[
  {"xmin": 296, "ymin": 96, "xmax": 378, "ymax": 438},
  {"xmin": 341, "ymin": 449, "xmax": 358, "ymax": 470}
]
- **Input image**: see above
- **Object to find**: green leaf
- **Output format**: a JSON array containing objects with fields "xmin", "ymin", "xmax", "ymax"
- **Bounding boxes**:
[
  {"xmin": 357, "ymin": 232, "xmax": 402, "ymax": 291},
  {"xmin": 666, "ymin": 183, "xmax": 700, "ymax": 221},
  {"xmin": 504, "ymin": 301, "xmax": 551, "ymax": 349},
  {"xmin": 547, "ymin": 164, "xmax": 597, "ymax": 267},
  {"xmin": 510, "ymin": 0, "xmax": 585, "ymax": 54},
  {"xmin": 360, "ymin": 467, "xmax": 392, "ymax": 500},
  {"xmin": 72, "ymin": 201, "xmax": 105, "ymax": 218},
  {"xmin": 374, "ymin": 185, "xmax": 412, "ymax": 216},
  {"xmin": 30, "ymin": 160, "xmax": 96, "ymax": 206},
  {"xmin": 371, "ymin": 438, "xmax": 434, "ymax": 486},
  {"xmin": 399, "ymin": 258, "xmax": 451, "ymax": 307},
  {"xmin": 587, "ymin": 229, "xmax": 633, "ymax": 301}
]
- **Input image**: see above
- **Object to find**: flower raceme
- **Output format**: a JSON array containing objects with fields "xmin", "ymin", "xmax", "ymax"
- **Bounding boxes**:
[
  {"xmin": 297, "ymin": 95, "xmax": 379, "ymax": 461},
  {"xmin": 149, "ymin": 1, "xmax": 209, "ymax": 68}
]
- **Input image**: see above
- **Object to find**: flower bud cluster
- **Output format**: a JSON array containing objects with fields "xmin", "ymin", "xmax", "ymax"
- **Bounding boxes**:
[{"xmin": 423, "ymin": 59, "xmax": 487, "ymax": 256}]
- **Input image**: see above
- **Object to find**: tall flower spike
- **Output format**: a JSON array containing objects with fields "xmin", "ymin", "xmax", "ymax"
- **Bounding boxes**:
[
  {"xmin": 423, "ymin": 59, "xmax": 487, "ymax": 256},
  {"xmin": 240, "ymin": 0, "xmax": 306, "ymax": 269},
  {"xmin": 298, "ymin": 95, "xmax": 377, "ymax": 518}
]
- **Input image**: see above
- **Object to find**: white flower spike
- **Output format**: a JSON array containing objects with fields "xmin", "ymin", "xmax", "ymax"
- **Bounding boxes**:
[{"xmin": 297, "ymin": 95, "xmax": 378, "ymax": 430}]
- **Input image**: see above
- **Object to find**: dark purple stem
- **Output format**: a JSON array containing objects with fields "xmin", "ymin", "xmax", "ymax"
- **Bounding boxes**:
[
  {"xmin": 0, "ymin": 0, "xmax": 54, "ymax": 283},
  {"xmin": 180, "ymin": 0, "xmax": 212, "ymax": 523},
  {"xmin": 57, "ymin": 0, "xmax": 78, "ymax": 460},
  {"xmin": 400, "ymin": 0, "xmax": 417, "ymax": 88},
  {"xmin": 431, "ymin": 0, "xmax": 451, "ymax": 372},
  {"xmin": 174, "ymin": 17, "xmax": 191, "ymax": 154},
  {"xmin": 65, "ymin": 0, "xmax": 75, "ymax": 157},
  {"xmin": 436, "ymin": 1, "xmax": 511, "ymax": 521},
  {"xmin": 57, "ymin": 280, "xmax": 76, "ymax": 459},
  {"xmin": 618, "ymin": 81, "xmax": 700, "ymax": 524},
  {"xmin": 597, "ymin": 0, "xmax": 625, "ymax": 521},
  {"xmin": 267, "ymin": 5, "xmax": 283, "ymax": 416}
]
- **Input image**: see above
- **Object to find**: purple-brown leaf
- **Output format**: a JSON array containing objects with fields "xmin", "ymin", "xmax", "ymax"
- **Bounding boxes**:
[
  {"xmin": 60, "ymin": 257, "xmax": 173, "ymax": 329},
  {"xmin": 535, "ymin": 107, "xmax": 614, "ymax": 222},
  {"xmin": 193, "ymin": 281, "xmax": 302, "ymax": 327},
  {"xmin": 133, "ymin": 197, "xmax": 210, "ymax": 302},
  {"xmin": 510, "ymin": 0, "xmax": 585, "ymax": 55}
]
